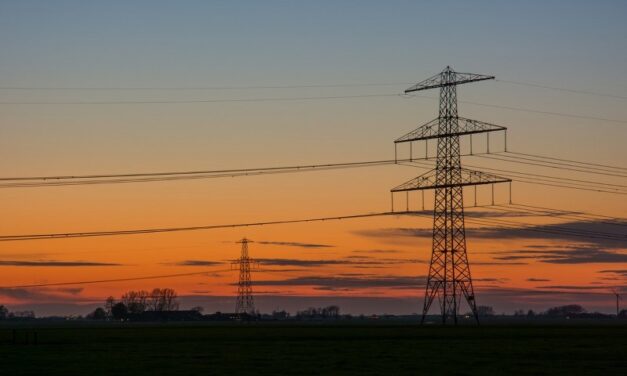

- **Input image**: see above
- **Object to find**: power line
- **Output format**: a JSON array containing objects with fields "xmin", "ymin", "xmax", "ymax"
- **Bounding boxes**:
[
  {"xmin": 509, "ymin": 203, "xmax": 627, "ymax": 222},
  {"xmin": 402, "ymin": 93, "xmax": 627, "ymax": 126},
  {"xmin": 0, "ymin": 93, "xmax": 401, "ymax": 105},
  {"xmin": 512, "ymin": 179, "xmax": 627, "ymax": 195},
  {"xmin": 404, "ymin": 159, "xmax": 627, "ymax": 195},
  {"xmin": 1, "ymin": 206, "xmax": 624, "ymax": 289},
  {"xmin": 0, "ymin": 159, "xmax": 402, "ymax": 188},
  {"xmin": 504, "ymin": 151, "xmax": 627, "ymax": 172},
  {"xmin": 493, "ymin": 204, "xmax": 627, "ymax": 227},
  {"xmin": 465, "ymin": 215, "xmax": 627, "ymax": 241},
  {"xmin": 3, "ymin": 79, "xmax": 624, "ymax": 101},
  {"xmin": 497, "ymin": 153, "xmax": 627, "ymax": 176},
  {"xmin": 0, "ymin": 269, "xmax": 231, "ymax": 289},
  {"xmin": 497, "ymin": 79, "xmax": 627, "ymax": 100},
  {"xmin": 475, "ymin": 155, "xmax": 627, "ymax": 178},
  {"xmin": 1, "ymin": 90, "xmax": 626, "ymax": 126},
  {"xmin": 0, "ymin": 211, "xmax": 430, "ymax": 242},
  {"xmin": 456, "ymin": 98, "xmax": 627, "ymax": 126},
  {"xmin": 459, "ymin": 159, "xmax": 627, "ymax": 189},
  {"xmin": 1, "ymin": 149, "xmax": 621, "ymax": 189},
  {"xmin": 0, "ymin": 161, "xmax": 402, "ymax": 188},
  {"xmin": 0, "ymin": 82, "xmax": 412, "ymax": 91}
]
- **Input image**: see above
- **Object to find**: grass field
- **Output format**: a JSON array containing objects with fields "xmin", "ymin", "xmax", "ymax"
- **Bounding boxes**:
[{"xmin": 1, "ymin": 322, "xmax": 626, "ymax": 375}]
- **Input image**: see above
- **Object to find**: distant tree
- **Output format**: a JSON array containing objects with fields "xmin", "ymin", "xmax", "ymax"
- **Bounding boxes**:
[
  {"xmin": 513, "ymin": 309, "xmax": 525, "ymax": 316},
  {"xmin": 271, "ymin": 310, "xmax": 289, "ymax": 319},
  {"xmin": 296, "ymin": 306, "xmax": 341, "ymax": 319},
  {"xmin": 618, "ymin": 309, "xmax": 627, "ymax": 318},
  {"xmin": 87, "ymin": 307, "xmax": 107, "ymax": 320},
  {"xmin": 191, "ymin": 306, "xmax": 204, "ymax": 314},
  {"xmin": 527, "ymin": 309, "xmax": 536, "ymax": 317},
  {"xmin": 476, "ymin": 306, "xmax": 495, "ymax": 316},
  {"xmin": 0, "ymin": 305, "xmax": 8, "ymax": 320},
  {"xmin": 111, "ymin": 302, "xmax": 128, "ymax": 320},
  {"xmin": 147, "ymin": 288, "xmax": 179, "ymax": 311},
  {"xmin": 122, "ymin": 290, "xmax": 149, "ymax": 314},
  {"xmin": 545, "ymin": 304, "xmax": 586, "ymax": 317},
  {"xmin": 9, "ymin": 310, "xmax": 35, "ymax": 319},
  {"xmin": 323, "ymin": 305, "xmax": 340, "ymax": 318}
]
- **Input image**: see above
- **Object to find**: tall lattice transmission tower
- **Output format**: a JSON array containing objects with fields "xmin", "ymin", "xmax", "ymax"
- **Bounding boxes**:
[
  {"xmin": 233, "ymin": 237, "xmax": 256, "ymax": 315},
  {"xmin": 392, "ymin": 66, "xmax": 510, "ymax": 324}
]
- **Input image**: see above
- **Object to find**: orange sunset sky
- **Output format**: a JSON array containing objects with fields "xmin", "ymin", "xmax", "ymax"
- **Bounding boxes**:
[{"xmin": 0, "ymin": 1, "xmax": 626, "ymax": 316}]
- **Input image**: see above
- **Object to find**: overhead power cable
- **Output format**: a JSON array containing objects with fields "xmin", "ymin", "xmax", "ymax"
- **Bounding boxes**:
[
  {"xmin": 504, "ymin": 151, "xmax": 627, "ymax": 172},
  {"xmin": 3, "ymin": 79, "xmax": 624, "ymax": 101},
  {"xmin": 1, "ymin": 91, "xmax": 625, "ymax": 126},
  {"xmin": 475, "ymin": 155, "xmax": 627, "ymax": 178},
  {"xmin": 0, "ymin": 82, "xmax": 411, "ymax": 91},
  {"xmin": 0, "ymin": 211, "xmax": 430, "ymax": 242},
  {"xmin": 0, "ymin": 93, "xmax": 401, "ymax": 105},
  {"xmin": 496, "ymin": 79, "xmax": 627, "ymax": 100},
  {"xmin": 403, "ymin": 159, "xmax": 627, "ymax": 195},
  {"xmin": 464, "ymin": 216, "xmax": 627, "ymax": 241},
  {"xmin": 494, "ymin": 153, "xmax": 627, "ymax": 176},
  {"xmin": 1, "ymin": 205, "xmax": 625, "ymax": 243},
  {"xmin": 0, "ymin": 269, "xmax": 232, "ymax": 289},
  {"xmin": 492, "ymin": 204, "xmax": 627, "ymax": 227},
  {"xmin": 402, "ymin": 94, "xmax": 627, "ymax": 126},
  {"xmin": 0, "ymin": 149, "xmax": 621, "ymax": 189},
  {"xmin": 0, "ymin": 159, "xmax": 403, "ymax": 188},
  {"xmin": 508, "ymin": 203, "xmax": 627, "ymax": 222}
]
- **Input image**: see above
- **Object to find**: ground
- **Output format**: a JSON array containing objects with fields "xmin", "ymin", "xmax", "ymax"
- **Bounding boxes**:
[{"xmin": 1, "ymin": 322, "xmax": 626, "ymax": 375}]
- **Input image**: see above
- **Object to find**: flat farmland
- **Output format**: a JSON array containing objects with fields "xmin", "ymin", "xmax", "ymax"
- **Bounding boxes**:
[{"xmin": 1, "ymin": 323, "xmax": 626, "ymax": 375}]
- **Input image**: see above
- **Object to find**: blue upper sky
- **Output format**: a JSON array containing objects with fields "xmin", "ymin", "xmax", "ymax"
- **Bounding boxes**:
[{"xmin": 2, "ymin": 0, "xmax": 626, "ymax": 88}]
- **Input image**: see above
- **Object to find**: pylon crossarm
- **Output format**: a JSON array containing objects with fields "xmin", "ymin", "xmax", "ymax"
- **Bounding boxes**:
[
  {"xmin": 391, "ymin": 168, "xmax": 511, "ymax": 193},
  {"xmin": 395, "ymin": 117, "xmax": 506, "ymax": 144},
  {"xmin": 404, "ymin": 68, "xmax": 494, "ymax": 93}
]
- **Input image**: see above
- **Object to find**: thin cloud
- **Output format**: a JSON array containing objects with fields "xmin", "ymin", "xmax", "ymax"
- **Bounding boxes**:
[
  {"xmin": 355, "ymin": 219, "xmax": 627, "ymax": 249},
  {"xmin": 252, "ymin": 275, "xmax": 427, "ymax": 290},
  {"xmin": 475, "ymin": 278, "xmax": 509, "ymax": 283},
  {"xmin": 598, "ymin": 269, "xmax": 627, "ymax": 277},
  {"xmin": 493, "ymin": 247, "xmax": 627, "ymax": 264},
  {"xmin": 175, "ymin": 260, "xmax": 224, "ymax": 266},
  {"xmin": 0, "ymin": 287, "xmax": 88, "ymax": 301},
  {"xmin": 473, "ymin": 261, "xmax": 528, "ymax": 265},
  {"xmin": 352, "ymin": 249, "xmax": 404, "ymax": 254},
  {"xmin": 257, "ymin": 241, "xmax": 334, "ymax": 249},
  {"xmin": 536, "ymin": 285, "xmax": 621, "ymax": 291},
  {"xmin": 527, "ymin": 278, "xmax": 551, "ymax": 282},
  {"xmin": 256, "ymin": 257, "xmax": 422, "ymax": 268}
]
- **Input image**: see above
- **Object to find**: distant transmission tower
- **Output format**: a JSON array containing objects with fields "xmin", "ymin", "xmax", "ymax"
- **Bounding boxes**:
[
  {"xmin": 611, "ymin": 289, "xmax": 621, "ymax": 317},
  {"xmin": 233, "ymin": 237, "xmax": 256, "ymax": 315},
  {"xmin": 392, "ymin": 66, "xmax": 511, "ymax": 325}
]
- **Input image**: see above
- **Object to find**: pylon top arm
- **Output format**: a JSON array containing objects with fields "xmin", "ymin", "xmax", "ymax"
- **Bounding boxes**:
[
  {"xmin": 404, "ymin": 67, "xmax": 494, "ymax": 93},
  {"xmin": 395, "ymin": 117, "xmax": 506, "ymax": 144},
  {"xmin": 391, "ymin": 168, "xmax": 511, "ymax": 193}
]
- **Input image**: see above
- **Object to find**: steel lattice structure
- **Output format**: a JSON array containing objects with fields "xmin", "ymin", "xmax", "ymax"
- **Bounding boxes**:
[
  {"xmin": 234, "ymin": 237, "xmax": 255, "ymax": 315},
  {"xmin": 393, "ymin": 66, "xmax": 510, "ymax": 325}
]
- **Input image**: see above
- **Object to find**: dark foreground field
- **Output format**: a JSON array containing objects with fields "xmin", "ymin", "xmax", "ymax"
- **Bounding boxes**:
[{"xmin": 1, "ymin": 323, "xmax": 626, "ymax": 375}]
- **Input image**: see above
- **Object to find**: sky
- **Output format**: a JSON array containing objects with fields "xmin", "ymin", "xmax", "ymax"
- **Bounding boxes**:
[{"xmin": 0, "ymin": 0, "xmax": 626, "ymax": 316}]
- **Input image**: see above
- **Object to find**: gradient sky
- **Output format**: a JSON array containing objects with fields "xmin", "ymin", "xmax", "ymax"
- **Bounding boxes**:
[{"xmin": 0, "ymin": 0, "xmax": 626, "ymax": 316}]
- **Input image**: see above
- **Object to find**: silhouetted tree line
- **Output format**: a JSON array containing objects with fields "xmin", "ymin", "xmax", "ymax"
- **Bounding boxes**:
[
  {"xmin": 0, "ymin": 305, "xmax": 35, "ymax": 320},
  {"xmin": 3, "ymin": 300, "xmax": 625, "ymax": 322},
  {"xmin": 87, "ymin": 288, "xmax": 180, "ymax": 320},
  {"xmin": 296, "ymin": 305, "xmax": 340, "ymax": 319}
]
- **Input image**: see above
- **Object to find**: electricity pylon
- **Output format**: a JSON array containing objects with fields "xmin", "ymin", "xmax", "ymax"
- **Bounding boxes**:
[
  {"xmin": 611, "ymin": 289, "xmax": 621, "ymax": 317},
  {"xmin": 233, "ymin": 237, "xmax": 256, "ymax": 315},
  {"xmin": 392, "ymin": 66, "xmax": 511, "ymax": 325}
]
